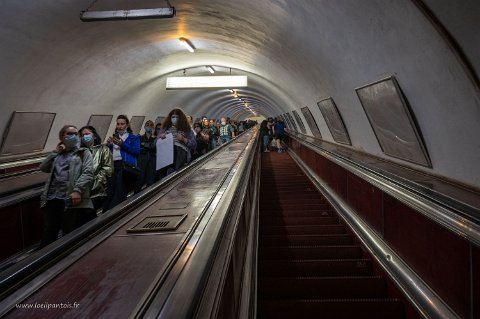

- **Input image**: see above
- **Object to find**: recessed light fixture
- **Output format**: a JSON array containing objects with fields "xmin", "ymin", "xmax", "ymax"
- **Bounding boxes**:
[
  {"xmin": 206, "ymin": 66, "xmax": 215, "ymax": 74},
  {"xmin": 80, "ymin": 8, "xmax": 175, "ymax": 21},
  {"xmin": 166, "ymin": 75, "xmax": 248, "ymax": 89},
  {"xmin": 179, "ymin": 37, "xmax": 195, "ymax": 53}
]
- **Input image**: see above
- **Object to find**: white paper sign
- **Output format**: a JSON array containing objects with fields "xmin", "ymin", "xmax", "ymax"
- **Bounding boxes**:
[{"xmin": 156, "ymin": 133, "xmax": 174, "ymax": 170}]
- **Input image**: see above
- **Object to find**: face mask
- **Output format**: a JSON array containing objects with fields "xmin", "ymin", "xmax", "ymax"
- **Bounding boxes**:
[
  {"xmin": 116, "ymin": 129, "xmax": 126, "ymax": 136},
  {"xmin": 221, "ymin": 121, "xmax": 226, "ymax": 126},
  {"xmin": 82, "ymin": 134, "xmax": 94, "ymax": 147},
  {"xmin": 171, "ymin": 118, "xmax": 178, "ymax": 126},
  {"xmin": 64, "ymin": 134, "xmax": 79, "ymax": 149},
  {"xmin": 194, "ymin": 127, "xmax": 201, "ymax": 133},
  {"xmin": 145, "ymin": 127, "xmax": 153, "ymax": 133}
]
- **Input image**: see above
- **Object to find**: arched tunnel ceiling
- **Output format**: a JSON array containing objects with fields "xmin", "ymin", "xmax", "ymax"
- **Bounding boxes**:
[{"xmin": 1, "ymin": 0, "xmax": 480, "ymax": 187}]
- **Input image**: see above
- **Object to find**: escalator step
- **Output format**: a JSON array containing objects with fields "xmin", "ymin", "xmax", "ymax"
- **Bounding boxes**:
[
  {"xmin": 259, "ymin": 216, "xmax": 339, "ymax": 226},
  {"xmin": 257, "ymin": 299, "xmax": 404, "ymax": 319},
  {"xmin": 259, "ymin": 234, "xmax": 353, "ymax": 246},
  {"xmin": 258, "ymin": 245, "xmax": 362, "ymax": 260},
  {"xmin": 258, "ymin": 259, "xmax": 373, "ymax": 277},
  {"xmin": 260, "ymin": 210, "xmax": 333, "ymax": 218},
  {"xmin": 258, "ymin": 276, "xmax": 387, "ymax": 299},
  {"xmin": 261, "ymin": 224, "xmax": 345, "ymax": 235}
]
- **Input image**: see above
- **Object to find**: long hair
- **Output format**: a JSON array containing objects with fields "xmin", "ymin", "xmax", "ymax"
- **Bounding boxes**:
[
  {"xmin": 79, "ymin": 125, "xmax": 102, "ymax": 145},
  {"xmin": 162, "ymin": 108, "xmax": 190, "ymax": 132},
  {"xmin": 58, "ymin": 125, "xmax": 77, "ymax": 140},
  {"xmin": 117, "ymin": 114, "xmax": 133, "ymax": 133},
  {"xmin": 259, "ymin": 120, "xmax": 268, "ymax": 131}
]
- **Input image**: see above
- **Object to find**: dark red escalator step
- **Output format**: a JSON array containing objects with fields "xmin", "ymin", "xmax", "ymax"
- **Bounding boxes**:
[
  {"xmin": 261, "ymin": 224, "xmax": 345, "ymax": 235},
  {"xmin": 258, "ymin": 259, "xmax": 373, "ymax": 277},
  {"xmin": 257, "ymin": 299, "xmax": 404, "ymax": 319},
  {"xmin": 260, "ymin": 203, "xmax": 332, "ymax": 211},
  {"xmin": 260, "ymin": 210, "xmax": 333, "ymax": 218},
  {"xmin": 260, "ymin": 199, "xmax": 327, "ymax": 207},
  {"xmin": 259, "ymin": 234, "xmax": 353, "ymax": 246},
  {"xmin": 259, "ymin": 216, "xmax": 338, "ymax": 226},
  {"xmin": 258, "ymin": 276, "xmax": 387, "ymax": 299},
  {"xmin": 258, "ymin": 245, "xmax": 362, "ymax": 260},
  {"xmin": 260, "ymin": 195, "xmax": 326, "ymax": 202}
]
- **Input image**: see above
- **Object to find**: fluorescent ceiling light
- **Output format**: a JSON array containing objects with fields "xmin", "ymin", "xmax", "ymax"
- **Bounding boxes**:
[
  {"xmin": 166, "ymin": 76, "xmax": 248, "ymax": 89},
  {"xmin": 80, "ymin": 8, "xmax": 175, "ymax": 21},
  {"xmin": 179, "ymin": 37, "xmax": 195, "ymax": 53},
  {"xmin": 206, "ymin": 66, "xmax": 215, "ymax": 74}
]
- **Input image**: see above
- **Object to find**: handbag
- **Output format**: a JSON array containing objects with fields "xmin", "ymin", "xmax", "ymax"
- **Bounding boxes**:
[{"xmin": 122, "ymin": 163, "xmax": 142, "ymax": 179}]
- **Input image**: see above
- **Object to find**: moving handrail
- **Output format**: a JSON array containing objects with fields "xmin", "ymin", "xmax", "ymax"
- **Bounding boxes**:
[
  {"xmin": 131, "ymin": 128, "xmax": 260, "ymax": 318},
  {"xmin": 288, "ymin": 148, "xmax": 460, "ymax": 319},
  {"xmin": 286, "ymin": 131, "xmax": 480, "ymax": 247}
]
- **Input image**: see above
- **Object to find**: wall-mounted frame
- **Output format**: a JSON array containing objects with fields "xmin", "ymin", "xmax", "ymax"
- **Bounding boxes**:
[
  {"xmin": 292, "ymin": 110, "xmax": 307, "ymax": 134},
  {"xmin": 285, "ymin": 112, "xmax": 298, "ymax": 131},
  {"xmin": 300, "ymin": 106, "xmax": 322, "ymax": 138},
  {"xmin": 87, "ymin": 115, "xmax": 113, "ymax": 143},
  {"xmin": 356, "ymin": 76, "xmax": 431, "ymax": 167},
  {"xmin": 130, "ymin": 116, "xmax": 145, "ymax": 135},
  {"xmin": 281, "ymin": 114, "xmax": 291, "ymax": 129},
  {"xmin": 0, "ymin": 111, "xmax": 56, "ymax": 156},
  {"xmin": 317, "ymin": 98, "xmax": 351, "ymax": 145},
  {"xmin": 278, "ymin": 114, "xmax": 288, "ymax": 128}
]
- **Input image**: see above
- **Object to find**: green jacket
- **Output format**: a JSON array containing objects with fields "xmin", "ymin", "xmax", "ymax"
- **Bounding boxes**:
[
  {"xmin": 40, "ymin": 147, "xmax": 94, "ymax": 209},
  {"xmin": 88, "ymin": 144, "xmax": 113, "ymax": 198}
]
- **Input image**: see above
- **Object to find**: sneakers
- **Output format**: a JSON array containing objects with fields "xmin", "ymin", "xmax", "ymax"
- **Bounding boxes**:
[{"xmin": 264, "ymin": 149, "xmax": 270, "ymax": 152}]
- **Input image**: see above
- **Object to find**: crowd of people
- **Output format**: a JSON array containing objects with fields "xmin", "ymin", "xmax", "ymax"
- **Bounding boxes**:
[
  {"xmin": 260, "ymin": 117, "xmax": 287, "ymax": 153},
  {"xmin": 38, "ymin": 109, "xmax": 257, "ymax": 247}
]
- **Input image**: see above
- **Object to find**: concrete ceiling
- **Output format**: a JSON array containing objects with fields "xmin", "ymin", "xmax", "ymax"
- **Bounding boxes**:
[{"xmin": 1, "ymin": 0, "xmax": 480, "ymax": 187}]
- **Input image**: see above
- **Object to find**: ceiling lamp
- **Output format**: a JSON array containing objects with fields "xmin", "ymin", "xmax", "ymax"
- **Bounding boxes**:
[
  {"xmin": 166, "ymin": 76, "xmax": 248, "ymax": 89},
  {"xmin": 179, "ymin": 37, "xmax": 195, "ymax": 53},
  {"xmin": 206, "ymin": 66, "xmax": 215, "ymax": 74}
]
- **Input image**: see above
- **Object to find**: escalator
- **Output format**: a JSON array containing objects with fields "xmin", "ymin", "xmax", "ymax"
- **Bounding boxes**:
[{"xmin": 257, "ymin": 152, "xmax": 405, "ymax": 319}]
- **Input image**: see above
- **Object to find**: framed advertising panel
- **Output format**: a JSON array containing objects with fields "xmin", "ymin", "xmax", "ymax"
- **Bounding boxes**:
[
  {"xmin": 300, "ymin": 106, "xmax": 322, "ymax": 138},
  {"xmin": 292, "ymin": 110, "xmax": 307, "ymax": 134},
  {"xmin": 87, "ymin": 115, "xmax": 113, "ymax": 143},
  {"xmin": 281, "ymin": 114, "xmax": 290, "ymax": 128},
  {"xmin": 286, "ymin": 112, "xmax": 298, "ymax": 131},
  {"xmin": 130, "ymin": 116, "xmax": 145, "ymax": 135},
  {"xmin": 1, "ymin": 111, "xmax": 56, "ymax": 155},
  {"xmin": 356, "ymin": 76, "xmax": 431, "ymax": 167},
  {"xmin": 317, "ymin": 98, "xmax": 351, "ymax": 145}
]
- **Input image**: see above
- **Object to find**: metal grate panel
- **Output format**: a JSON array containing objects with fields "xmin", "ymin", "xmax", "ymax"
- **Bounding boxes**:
[{"xmin": 127, "ymin": 214, "xmax": 187, "ymax": 233}]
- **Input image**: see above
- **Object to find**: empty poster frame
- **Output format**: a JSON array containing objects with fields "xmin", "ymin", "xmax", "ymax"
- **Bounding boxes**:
[
  {"xmin": 130, "ymin": 116, "xmax": 146, "ymax": 135},
  {"xmin": 300, "ymin": 106, "xmax": 322, "ymax": 138},
  {"xmin": 317, "ymin": 98, "xmax": 351, "ymax": 145},
  {"xmin": 356, "ymin": 76, "xmax": 431, "ymax": 167},
  {"xmin": 286, "ymin": 112, "xmax": 298, "ymax": 131},
  {"xmin": 87, "ymin": 115, "xmax": 113, "ymax": 143},
  {"xmin": 292, "ymin": 110, "xmax": 307, "ymax": 134},
  {"xmin": 0, "ymin": 111, "xmax": 56, "ymax": 156}
]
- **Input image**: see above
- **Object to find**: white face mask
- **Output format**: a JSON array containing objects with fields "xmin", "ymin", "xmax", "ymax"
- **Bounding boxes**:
[
  {"xmin": 171, "ymin": 118, "xmax": 178, "ymax": 126},
  {"xmin": 221, "ymin": 121, "xmax": 226, "ymax": 126}
]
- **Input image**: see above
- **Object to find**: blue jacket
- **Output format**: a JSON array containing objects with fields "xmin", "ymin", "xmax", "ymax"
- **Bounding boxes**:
[{"xmin": 109, "ymin": 134, "xmax": 140, "ymax": 166}]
